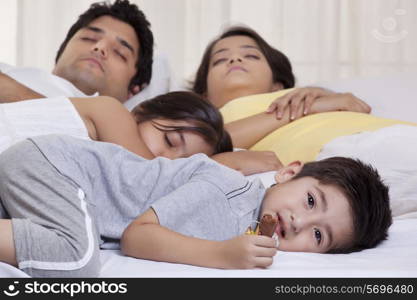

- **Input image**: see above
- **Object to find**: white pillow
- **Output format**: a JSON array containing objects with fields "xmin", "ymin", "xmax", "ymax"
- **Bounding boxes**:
[
  {"xmin": 317, "ymin": 124, "xmax": 417, "ymax": 219},
  {"xmin": 124, "ymin": 53, "xmax": 180, "ymax": 111},
  {"xmin": 314, "ymin": 72, "xmax": 417, "ymax": 124}
]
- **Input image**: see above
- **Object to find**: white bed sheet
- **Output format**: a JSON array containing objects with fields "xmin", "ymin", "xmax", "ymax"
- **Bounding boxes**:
[{"xmin": 98, "ymin": 218, "xmax": 417, "ymax": 278}]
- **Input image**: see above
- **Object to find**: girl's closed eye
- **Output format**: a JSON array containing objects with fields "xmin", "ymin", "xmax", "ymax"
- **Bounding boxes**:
[{"xmin": 164, "ymin": 133, "xmax": 173, "ymax": 147}]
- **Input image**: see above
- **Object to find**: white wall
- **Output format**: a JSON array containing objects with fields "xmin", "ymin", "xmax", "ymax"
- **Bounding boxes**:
[{"xmin": 1, "ymin": 0, "xmax": 416, "ymax": 87}]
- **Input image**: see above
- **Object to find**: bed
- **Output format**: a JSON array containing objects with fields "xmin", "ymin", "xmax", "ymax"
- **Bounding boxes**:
[{"xmin": 1, "ymin": 72, "xmax": 417, "ymax": 278}]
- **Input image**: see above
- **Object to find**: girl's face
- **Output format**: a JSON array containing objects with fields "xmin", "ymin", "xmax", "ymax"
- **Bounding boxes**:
[
  {"xmin": 137, "ymin": 119, "xmax": 214, "ymax": 159},
  {"xmin": 206, "ymin": 35, "xmax": 282, "ymax": 108}
]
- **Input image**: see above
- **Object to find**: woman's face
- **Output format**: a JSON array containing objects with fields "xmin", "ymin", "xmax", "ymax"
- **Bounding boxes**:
[
  {"xmin": 206, "ymin": 35, "xmax": 282, "ymax": 108},
  {"xmin": 137, "ymin": 119, "xmax": 214, "ymax": 159}
]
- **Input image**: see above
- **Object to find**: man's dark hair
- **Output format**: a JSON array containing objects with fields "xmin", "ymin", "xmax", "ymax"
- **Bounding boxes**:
[
  {"xmin": 132, "ymin": 91, "xmax": 233, "ymax": 155},
  {"xmin": 55, "ymin": 0, "xmax": 153, "ymax": 90},
  {"xmin": 294, "ymin": 157, "xmax": 392, "ymax": 253},
  {"xmin": 191, "ymin": 25, "xmax": 295, "ymax": 96}
]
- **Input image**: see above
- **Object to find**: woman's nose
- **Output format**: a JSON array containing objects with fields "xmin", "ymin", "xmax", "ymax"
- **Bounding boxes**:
[{"xmin": 229, "ymin": 57, "xmax": 242, "ymax": 64}]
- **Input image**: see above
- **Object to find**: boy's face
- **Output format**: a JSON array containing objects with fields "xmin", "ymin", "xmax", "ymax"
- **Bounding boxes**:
[{"xmin": 260, "ymin": 162, "xmax": 354, "ymax": 253}]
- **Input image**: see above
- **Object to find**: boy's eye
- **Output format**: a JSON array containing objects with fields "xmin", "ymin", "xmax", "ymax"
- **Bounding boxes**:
[
  {"xmin": 307, "ymin": 193, "xmax": 315, "ymax": 208},
  {"xmin": 314, "ymin": 228, "xmax": 322, "ymax": 244}
]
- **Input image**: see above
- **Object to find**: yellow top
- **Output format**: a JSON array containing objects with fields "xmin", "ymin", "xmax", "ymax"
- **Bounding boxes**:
[{"xmin": 221, "ymin": 90, "xmax": 416, "ymax": 165}]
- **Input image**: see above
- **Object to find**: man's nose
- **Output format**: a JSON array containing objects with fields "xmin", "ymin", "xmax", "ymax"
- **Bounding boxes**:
[
  {"xmin": 92, "ymin": 41, "xmax": 108, "ymax": 58},
  {"xmin": 290, "ymin": 213, "xmax": 315, "ymax": 234}
]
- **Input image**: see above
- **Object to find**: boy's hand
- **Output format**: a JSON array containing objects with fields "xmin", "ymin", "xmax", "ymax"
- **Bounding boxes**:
[
  {"xmin": 212, "ymin": 150, "xmax": 283, "ymax": 175},
  {"xmin": 219, "ymin": 234, "xmax": 277, "ymax": 269}
]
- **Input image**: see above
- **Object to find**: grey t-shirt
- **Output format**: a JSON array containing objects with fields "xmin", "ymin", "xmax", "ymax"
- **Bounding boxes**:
[{"xmin": 30, "ymin": 135, "xmax": 265, "ymax": 248}]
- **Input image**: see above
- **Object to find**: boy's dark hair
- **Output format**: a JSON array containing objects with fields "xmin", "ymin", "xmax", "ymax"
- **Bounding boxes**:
[
  {"xmin": 191, "ymin": 26, "xmax": 295, "ymax": 96},
  {"xmin": 132, "ymin": 91, "xmax": 233, "ymax": 155},
  {"xmin": 55, "ymin": 0, "xmax": 153, "ymax": 90},
  {"xmin": 294, "ymin": 157, "xmax": 392, "ymax": 253}
]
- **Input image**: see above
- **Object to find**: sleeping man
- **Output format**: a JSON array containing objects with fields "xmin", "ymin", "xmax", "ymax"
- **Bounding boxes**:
[
  {"xmin": 0, "ymin": 134, "xmax": 391, "ymax": 277},
  {"xmin": 0, "ymin": 0, "xmax": 154, "ymax": 105}
]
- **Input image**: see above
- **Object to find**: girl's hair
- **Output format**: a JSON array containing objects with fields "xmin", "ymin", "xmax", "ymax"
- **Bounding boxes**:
[
  {"xmin": 132, "ymin": 91, "xmax": 233, "ymax": 154},
  {"xmin": 191, "ymin": 26, "xmax": 296, "ymax": 96}
]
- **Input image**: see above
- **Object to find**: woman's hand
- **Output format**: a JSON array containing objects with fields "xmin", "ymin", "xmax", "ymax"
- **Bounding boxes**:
[
  {"xmin": 212, "ymin": 150, "xmax": 283, "ymax": 175},
  {"xmin": 266, "ymin": 87, "xmax": 334, "ymax": 120},
  {"xmin": 311, "ymin": 92, "xmax": 371, "ymax": 114},
  {"xmin": 218, "ymin": 234, "xmax": 277, "ymax": 269},
  {"xmin": 266, "ymin": 87, "xmax": 371, "ymax": 120}
]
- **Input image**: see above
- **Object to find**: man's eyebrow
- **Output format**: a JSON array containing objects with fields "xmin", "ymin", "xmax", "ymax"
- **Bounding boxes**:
[{"xmin": 84, "ymin": 26, "xmax": 135, "ymax": 55}]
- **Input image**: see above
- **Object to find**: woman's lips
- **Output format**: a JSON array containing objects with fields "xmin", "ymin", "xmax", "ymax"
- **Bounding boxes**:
[{"xmin": 227, "ymin": 66, "xmax": 247, "ymax": 74}]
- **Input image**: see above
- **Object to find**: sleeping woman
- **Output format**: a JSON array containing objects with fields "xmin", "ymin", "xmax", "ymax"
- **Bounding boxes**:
[
  {"xmin": 191, "ymin": 25, "xmax": 416, "ymax": 170},
  {"xmin": 191, "ymin": 26, "xmax": 371, "ymax": 149}
]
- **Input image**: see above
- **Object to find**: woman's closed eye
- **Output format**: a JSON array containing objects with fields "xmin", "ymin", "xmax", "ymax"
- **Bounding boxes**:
[
  {"xmin": 245, "ymin": 54, "xmax": 260, "ymax": 60},
  {"xmin": 212, "ymin": 57, "xmax": 227, "ymax": 66}
]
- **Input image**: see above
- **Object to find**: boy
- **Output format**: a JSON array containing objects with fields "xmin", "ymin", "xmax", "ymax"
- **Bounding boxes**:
[{"xmin": 0, "ymin": 135, "xmax": 391, "ymax": 277}]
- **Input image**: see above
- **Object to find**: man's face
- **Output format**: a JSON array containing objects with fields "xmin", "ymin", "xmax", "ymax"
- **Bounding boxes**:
[
  {"xmin": 53, "ymin": 15, "xmax": 139, "ymax": 102},
  {"xmin": 260, "ymin": 162, "xmax": 354, "ymax": 253}
]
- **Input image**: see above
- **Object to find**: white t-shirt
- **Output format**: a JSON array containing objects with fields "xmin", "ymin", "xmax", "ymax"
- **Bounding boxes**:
[{"xmin": 0, "ymin": 62, "xmax": 89, "ymax": 98}]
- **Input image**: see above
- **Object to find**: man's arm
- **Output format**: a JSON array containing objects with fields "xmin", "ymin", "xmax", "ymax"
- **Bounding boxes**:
[
  {"xmin": 121, "ymin": 208, "xmax": 277, "ymax": 269},
  {"xmin": 0, "ymin": 72, "xmax": 44, "ymax": 102}
]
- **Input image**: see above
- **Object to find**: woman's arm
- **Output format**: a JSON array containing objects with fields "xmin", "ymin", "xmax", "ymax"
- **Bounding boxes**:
[
  {"xmin": 227, "ymin": 92, "xmax": 371, "ymax": 149},
  {"xmin": 0, "ymin": 72, "xmax": 44, "ymax": 102},
  {"xmin": 121, "ymin": 209, "xmax": 277, "ymax": 269},
  {"xmin": 70, "ymin": 96, "xmax": 154, "ymax": 159}
]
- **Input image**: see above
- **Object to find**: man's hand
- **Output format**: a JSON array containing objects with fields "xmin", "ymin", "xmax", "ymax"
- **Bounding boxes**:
[{"xmin": 219, "ymin": 234, "xmax": 277, "ymax": 269}]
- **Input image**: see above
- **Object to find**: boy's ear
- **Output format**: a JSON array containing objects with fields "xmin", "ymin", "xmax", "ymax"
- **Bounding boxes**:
[{"xmin": 274, "ymin": 161, "xmax": 303, "ymax": 184}]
